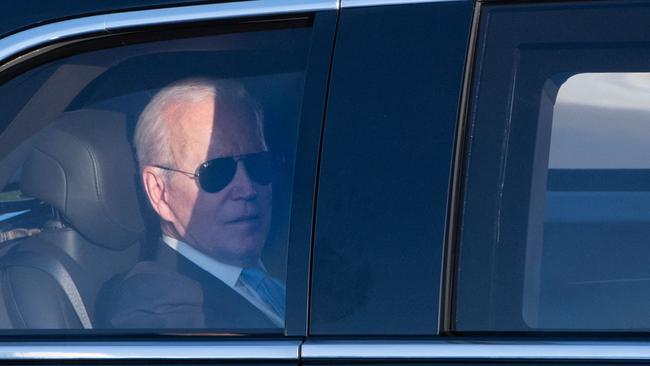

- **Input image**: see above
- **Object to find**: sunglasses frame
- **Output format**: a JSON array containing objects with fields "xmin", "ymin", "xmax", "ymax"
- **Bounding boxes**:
[{"xmin": 152, "ymin": 151, "xmax": 282, "ymax": 193}]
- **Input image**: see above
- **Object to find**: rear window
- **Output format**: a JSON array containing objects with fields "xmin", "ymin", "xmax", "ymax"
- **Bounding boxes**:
[{"xmin": 525, "ymin": 73, "xmax": 650, "ymax": 329}]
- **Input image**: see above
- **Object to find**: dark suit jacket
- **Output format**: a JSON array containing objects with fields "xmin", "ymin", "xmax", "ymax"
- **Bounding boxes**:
[{"xmin": 106, "ymin": 241, "xmax": 278, "ymax": 330}]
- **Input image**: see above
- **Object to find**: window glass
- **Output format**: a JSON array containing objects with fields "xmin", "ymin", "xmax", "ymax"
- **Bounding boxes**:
[
  {"xmin": 454, "ymin": 2, "xmax": 650, "ymax": 333},
  {"xmin": 0, "ymin": 23, "xmax": 310, "ymax": 332},
  {"xmin": 549, "ymin": 73, "xmax": 650, "ymax": 169},
  {"xmin": 0, "ymin": 0, "xmax": 225, "ymax": 38},
  {"xmin": 524, "ymin": 73, "xmax": 650, "ymax": 329}
]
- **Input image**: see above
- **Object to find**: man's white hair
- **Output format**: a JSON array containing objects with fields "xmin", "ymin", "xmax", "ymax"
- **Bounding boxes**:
[{"xmin": 134, "ymin": 77, "xmax": 265, "ymax": 170}]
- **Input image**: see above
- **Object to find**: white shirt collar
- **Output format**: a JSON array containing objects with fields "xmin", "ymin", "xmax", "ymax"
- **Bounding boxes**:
[{"xmin": 161, "ymin": 235, "xmax": 242, "ymax": 288}]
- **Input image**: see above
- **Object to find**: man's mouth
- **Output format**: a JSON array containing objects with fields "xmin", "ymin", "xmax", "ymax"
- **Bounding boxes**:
[{"xmin": 225, "ymin": 214, "xmax": 261, "ymax": 224}]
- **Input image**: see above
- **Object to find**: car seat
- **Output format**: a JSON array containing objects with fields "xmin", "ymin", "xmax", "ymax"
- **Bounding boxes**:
[{"xmin": 0, "ymin": 109, "xmax": 145, "ymax": 328}]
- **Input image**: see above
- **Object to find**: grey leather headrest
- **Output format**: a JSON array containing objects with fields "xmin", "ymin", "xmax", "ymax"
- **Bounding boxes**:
[{"xmin": 21, "ymin": 109, "xmax": 145, "ymax": 250}]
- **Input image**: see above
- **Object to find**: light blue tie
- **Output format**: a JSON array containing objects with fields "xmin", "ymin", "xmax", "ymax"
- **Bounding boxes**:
[{"xmin": 240, "ymin": 268, "xmax": 286, "ymax": 320}]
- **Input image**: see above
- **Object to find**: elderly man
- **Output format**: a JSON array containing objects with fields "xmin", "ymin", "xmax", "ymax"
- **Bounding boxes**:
[{"xmin": 107, "ymin": 78, "xmax": 285, "ymax": 329}]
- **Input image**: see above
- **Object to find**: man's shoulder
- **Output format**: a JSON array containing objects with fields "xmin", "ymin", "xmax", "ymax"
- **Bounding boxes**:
[
  {"xmin": 106, "ymin": 260, "xmax": 206, "ymax": 328},
  {"xmin": 113, "ymin": 260, "xmax": 205, "ymax": 303},
  {"xmin": 121, "ymin": 260, "xmax": 197, "ymax": 288}
]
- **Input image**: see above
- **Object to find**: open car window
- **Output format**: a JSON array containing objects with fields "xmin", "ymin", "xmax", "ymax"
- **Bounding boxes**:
[{"xmin": 0, "ymin": 18, "xmax": 312, "ymax": 333}]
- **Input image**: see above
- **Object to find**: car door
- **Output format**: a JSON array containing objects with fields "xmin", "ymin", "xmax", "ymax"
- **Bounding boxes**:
[{"xmin": 0, "ymin": 0, "xmax": 336, "ymax": 362}]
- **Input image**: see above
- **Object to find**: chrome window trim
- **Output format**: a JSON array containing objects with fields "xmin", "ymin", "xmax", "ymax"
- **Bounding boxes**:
[
  {"xmin": 0, "ymin": 340, "xmax": 300, "ymax": 360},
  {"xmin": 342, "ymin": 0, "xmax": 466, "ymax": 9},
  {"xmin": 0, "ymin": 0, "xmax": 339, "ymax": 66},
  {"xmin": 302, "ymin": 340, "xmax": 650, "ymax": 361},
  {"xmin": 9, "ymin": 340, "xmax": 650, "ymax": 361}
]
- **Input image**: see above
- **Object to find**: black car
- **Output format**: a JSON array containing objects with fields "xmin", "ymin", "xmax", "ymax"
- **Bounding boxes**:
[{"xmin": 0, "ymin": 0, "xmax": 648, "ymax": 364}]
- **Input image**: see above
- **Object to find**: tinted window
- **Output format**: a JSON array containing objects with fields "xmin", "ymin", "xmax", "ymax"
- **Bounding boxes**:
[
  {"xmin": 525, "ymin": 73, "xmax": 650, "ymax": 329},
  {"xmin": 455, "ymin": 1, "xmax": 650, "ymax": 332},
  {"xmin": 0, "ymin": 21, "xmax": 312, "ymax": 332},
  {"xmin": 549, "ymin": 73, "xmax": 650, "ymax": 169}
]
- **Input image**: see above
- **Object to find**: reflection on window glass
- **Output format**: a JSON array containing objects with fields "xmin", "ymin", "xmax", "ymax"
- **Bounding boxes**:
[
  {"xmin": 525, "ymin": 73, "xmax": 650, "ymax": 330},
  {"xmin": 0, "ymin": 26, "xmax": 310, "ymax": 331},
  {"xmin": 549, "ymin": 73, "xmax": 650, "ymax": 169}
]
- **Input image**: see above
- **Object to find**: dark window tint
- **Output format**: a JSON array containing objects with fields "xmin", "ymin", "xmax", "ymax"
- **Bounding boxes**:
[{"xmin": 456, "ymin": 1, "xmax": 650, "ymax": 332}]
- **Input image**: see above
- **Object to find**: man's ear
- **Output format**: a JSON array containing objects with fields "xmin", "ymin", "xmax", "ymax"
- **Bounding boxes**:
[{"xmin": 141, "ymin": 166, "xmax": 176, "ymax": 223}]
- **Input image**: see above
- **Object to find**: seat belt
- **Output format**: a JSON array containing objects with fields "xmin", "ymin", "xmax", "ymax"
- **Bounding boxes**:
[{"xmin": 0, "ymin": 249, "xmax": 92, "ymax": 329}]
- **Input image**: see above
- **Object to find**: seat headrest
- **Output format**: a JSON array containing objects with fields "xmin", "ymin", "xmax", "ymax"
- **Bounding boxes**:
[{"xmin": 21, "ymin": 109, "xmax": 145, "ymax": 250}]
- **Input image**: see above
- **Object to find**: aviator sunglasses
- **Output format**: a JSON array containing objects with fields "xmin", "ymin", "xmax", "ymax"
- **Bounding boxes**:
[{"xmin": 153, "ymin": 152, "xmax": 281, "ymax": 193}]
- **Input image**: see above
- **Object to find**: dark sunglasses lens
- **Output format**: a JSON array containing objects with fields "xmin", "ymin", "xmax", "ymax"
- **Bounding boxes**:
[
  {"xmin": 197, "ymin": 158, "xmax": 237, "ymax": 193},
  {"xmin": 245, "ymin": 153, "xmax": 276, "ymax": 185}
]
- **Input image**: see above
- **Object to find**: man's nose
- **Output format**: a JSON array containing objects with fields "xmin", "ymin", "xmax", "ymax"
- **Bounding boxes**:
[{"xmin": 230, "ymin": 161, "xmax": 257, "ymax": 200}]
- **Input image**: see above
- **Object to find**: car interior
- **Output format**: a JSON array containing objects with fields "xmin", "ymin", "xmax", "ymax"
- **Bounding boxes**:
[
  {"xmin": 0, "ymin": 29, "xmax": 306, "ymax": 329},
  {"xmin": 0, "ymin": 109, "xmax": 145, "ymax": 328}
]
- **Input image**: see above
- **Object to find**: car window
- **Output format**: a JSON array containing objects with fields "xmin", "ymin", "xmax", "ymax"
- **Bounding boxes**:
[
  {"xmin": 0, "ymin": 19, "xmax": 313, "ymax": 332},
  {"xmin": 455, "ymin": 1, "xmax": 650, "ymax": 332},
  {"xmin": 524, "ymin": 73, "xmax": 650, "ymax": 329},
  {"xmin": 549, "ymin": 73, "xmax": 650, "ymax": 170}
]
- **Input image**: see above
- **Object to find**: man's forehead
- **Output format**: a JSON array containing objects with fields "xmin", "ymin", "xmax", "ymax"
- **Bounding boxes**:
[{"xmin": 166, "ymin": 97, "xmax": 266, "ymax": 158}]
